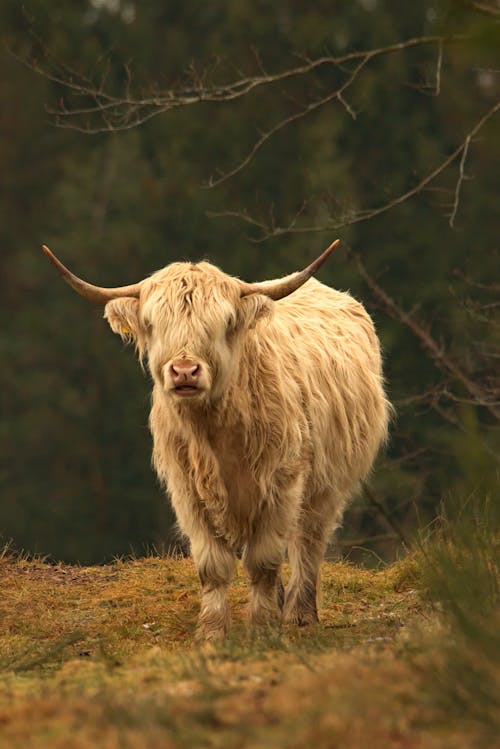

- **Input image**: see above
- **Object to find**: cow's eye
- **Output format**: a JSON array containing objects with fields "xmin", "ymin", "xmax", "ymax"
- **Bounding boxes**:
[{"xmin": 225, "ymin": 312, "xmax": 238, "ymax": 336}]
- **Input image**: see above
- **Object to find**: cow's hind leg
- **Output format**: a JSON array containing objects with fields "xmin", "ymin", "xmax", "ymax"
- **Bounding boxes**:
[
  {"xmin": 244, "ymin": 480, "xmax": 303, "ymax": 627},
  {"xmin": 190, "ymin": 534, "xmax": 236, "ymax": 641},
  {"xmin": 243, "ymin": 528, "xmax": 287, "ymax": 627},
  {"xmin": 284, "ymin": 495, "xmax": 342, "ymax": 626}
]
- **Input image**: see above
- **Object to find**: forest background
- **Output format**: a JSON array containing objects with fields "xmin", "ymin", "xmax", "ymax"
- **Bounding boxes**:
[{"xmin": 0, "ymin": 0, "xmax": 498, "ymax": 564}]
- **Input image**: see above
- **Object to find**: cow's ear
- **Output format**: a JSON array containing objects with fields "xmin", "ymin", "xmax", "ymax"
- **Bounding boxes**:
[
  {"xmin": 236, "ymin": 293, "xmax": 274, "ymax": 331},
  {"xmin": 104, "ymin": 298, "xmax": 145, "ymax": 356}
]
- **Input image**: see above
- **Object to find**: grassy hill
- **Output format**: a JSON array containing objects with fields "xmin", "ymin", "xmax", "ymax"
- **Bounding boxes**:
[{"xmin": 0, "ymin": 549, "xmax": 496, "ymax": 748}]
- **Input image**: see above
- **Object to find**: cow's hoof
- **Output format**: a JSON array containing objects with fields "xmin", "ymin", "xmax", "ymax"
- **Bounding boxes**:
[
  {"xmin": 248, "ymin": 605, "xmax": 281, "ymax": 629},
  {"xmin": 282, "ymin": 608, "xmax": 319, "ymax": 627},
  {"xmin": 194, "ymin": 622, "xmax": 227, "ymax": 643}
]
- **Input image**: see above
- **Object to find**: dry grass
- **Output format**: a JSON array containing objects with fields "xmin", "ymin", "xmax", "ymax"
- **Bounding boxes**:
[{"xmin": 0, "ymin": 553, "xmax": 493, "ymax": 749}]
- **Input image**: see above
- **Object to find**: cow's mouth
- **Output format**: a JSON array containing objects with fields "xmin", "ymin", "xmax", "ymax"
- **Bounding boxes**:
[{"xmin": 174, "ymin": 385, "xmax": 200, "ymax": 397}]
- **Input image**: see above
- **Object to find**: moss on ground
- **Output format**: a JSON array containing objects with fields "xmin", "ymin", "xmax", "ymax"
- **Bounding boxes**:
[{"xmin": 0, "ymin": 553, "xmax": 494, "ymax": 748}]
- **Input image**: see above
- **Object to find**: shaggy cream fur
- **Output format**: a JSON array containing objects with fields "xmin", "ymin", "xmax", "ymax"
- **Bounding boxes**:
[{"xmin": 104, "ymin": 261, "xmax": 390, "ymax": 639}]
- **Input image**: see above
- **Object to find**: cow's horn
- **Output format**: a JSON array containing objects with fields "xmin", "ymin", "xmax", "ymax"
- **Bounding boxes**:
[
  {"xmin": 42, "ymin": 245, "xmax": 143, "ymax": 305},
  {"xmin": 240, "ymin": 239, "xmax": 340, "ymax": 301}
]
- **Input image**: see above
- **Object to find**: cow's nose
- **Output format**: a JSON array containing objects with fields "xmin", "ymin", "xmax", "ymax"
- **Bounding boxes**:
[{"xmin": 169, "ymin": 359, "xmax": 202, "ymax": 386}]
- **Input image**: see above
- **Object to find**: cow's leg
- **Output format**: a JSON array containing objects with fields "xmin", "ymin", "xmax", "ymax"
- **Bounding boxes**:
[
  {"xmin": 243, "ymin": 480, "xmax": 304, "ymax": 626},
  {"xmin": 243, "ymin": 473, "xmax": 304, "ymax": 625},
  {"xmin": 243, "ymin": 529, "xmax": 286, "ymax": 627},
  {"xmin": 284, "ymin": 496, "xmax": 341, "ymax": 626},
  {"xmin": 190, "ymin": 533, "xmax": 236, "ymax": 641}
]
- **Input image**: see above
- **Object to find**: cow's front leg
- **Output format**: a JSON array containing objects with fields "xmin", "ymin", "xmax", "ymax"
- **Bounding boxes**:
[{"xmin": 190, "ymin": 534, "xmax": 236, "ymax": 641}]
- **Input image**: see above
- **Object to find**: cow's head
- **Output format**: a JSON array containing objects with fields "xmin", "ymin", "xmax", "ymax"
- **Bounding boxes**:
[{"xmin": 42, "ymin": 240, "xmax": 339, "ymax": 405}]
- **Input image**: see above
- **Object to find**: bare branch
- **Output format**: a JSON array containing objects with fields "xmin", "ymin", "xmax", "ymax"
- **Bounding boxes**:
[
  {"xmin": 435, "ymin": 40, "xmax": 443, "ymax": 97},
  {"xmin": 407, "ymin": 38, "xmax": 443, "ymax": 96},
  {"xmin": 449, "ymin": 133, "xmax": 472, "ymax": 228},
  {"xmin": 204, "ymin": 56, "xmax": 370, "ymax": 188},
  {"xmin": 453, "ymin": 269, "xmax": 500, "ymax": 292},
  {"xmin": 361, "ymin": 483, "xmax": 412, "ymax": 549},
  {"xmin": 471, "ymin": 2, "xmax": 500, "ymax": 16},
  {"xmin": 16, "ymin": 35, "xmax": 461, "ymax": 134},
  {"xmin": 352, "ymin": 250, "xmax": 500, "ymax": 421},
  {"xmin": 210, "ymin": 100, "xmax": 499, "ymax": 239}
]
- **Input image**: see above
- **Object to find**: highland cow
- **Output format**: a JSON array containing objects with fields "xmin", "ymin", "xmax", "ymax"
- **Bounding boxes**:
[{"xmin": 42, "ymin": 240, "xmax": 390, "ymax": 640}]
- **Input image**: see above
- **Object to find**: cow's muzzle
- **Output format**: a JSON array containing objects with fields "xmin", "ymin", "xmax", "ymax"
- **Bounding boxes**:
[{"xmin": 167, "ymin": 358, "xmax": 204, "ymax": 397}]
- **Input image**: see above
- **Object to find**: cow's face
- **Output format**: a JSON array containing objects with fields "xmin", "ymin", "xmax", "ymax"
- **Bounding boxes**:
[
  {"xmin": 42, "ymin": 240, "xmax": 339, "ymax": 404},
  {"xmin": 104, "ymin": 262, "xmax": 273, "ymax": 404}
]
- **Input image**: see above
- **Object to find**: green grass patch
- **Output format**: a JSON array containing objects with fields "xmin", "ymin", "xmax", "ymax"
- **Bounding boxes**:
[{"xmin": 0, "ymin": 532, "xmax": 497, "ymax": 749}]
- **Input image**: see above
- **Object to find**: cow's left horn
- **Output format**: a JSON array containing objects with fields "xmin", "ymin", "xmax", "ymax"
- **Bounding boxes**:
[
  {"xmin": 240, "ymin": 239, "xmax": 340, "ymax": 301},
  {"xmin": 41, "ymin": 245, "xmax": 143, "ymax": 304}
]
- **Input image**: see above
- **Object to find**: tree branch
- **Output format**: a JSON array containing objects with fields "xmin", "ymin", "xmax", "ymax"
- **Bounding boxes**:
[
  {"xmin": 352, "ymin": 250, "xmax": 500, "ymax": 421},
  {"xmin": 17, "ymin": 35, "xmax": 460, "ymax": 134},
  {"xmin": 471, "ymin": 2, "xmax": 500, "ymax": 16},
  {"xmin": 361, "ymin": 483, "xmax": 412, "ymax": 549},
  {"xmin": 210, "ymin": 100, "xmax": 499, "ymax": 239},
  {"xmin": 449, "ymin": 133, "xmax": 472, "ymax": 228},
  {"xmin": 204, "ymin": 55, "xmax": 370, "ymax": 188}
]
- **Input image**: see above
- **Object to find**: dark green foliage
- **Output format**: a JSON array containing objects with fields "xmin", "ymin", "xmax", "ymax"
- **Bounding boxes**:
[{"xmin": 0, "ymin": 1, "xmax": 498, "ymax": 562}]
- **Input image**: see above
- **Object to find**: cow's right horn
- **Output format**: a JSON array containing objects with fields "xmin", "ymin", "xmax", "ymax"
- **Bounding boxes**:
[
  {"xmin": 42, "ymin": 245, "xmax": 143, "ymax": 305},
  {"xmin": 240, "ymin": 238, "xmax": 340, "ymax": 301}
]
